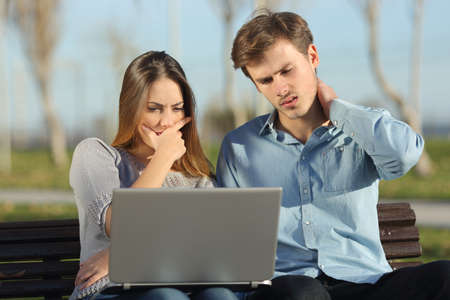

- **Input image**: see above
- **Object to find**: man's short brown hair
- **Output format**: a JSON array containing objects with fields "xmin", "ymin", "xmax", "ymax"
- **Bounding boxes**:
[{"xmin": 231, "ymin": 9, "xmax": 314, "ymax": 78}]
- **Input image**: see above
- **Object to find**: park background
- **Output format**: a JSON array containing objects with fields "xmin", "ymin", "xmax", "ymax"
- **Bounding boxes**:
[{"xmin": 0, "ymin": 0, "xmax": 449, "ymax": 264}]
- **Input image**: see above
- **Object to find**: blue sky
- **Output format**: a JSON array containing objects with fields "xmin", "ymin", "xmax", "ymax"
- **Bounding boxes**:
[{"xmin": 3, "ymin": 0, "xmax": 450, "ymax": 141}]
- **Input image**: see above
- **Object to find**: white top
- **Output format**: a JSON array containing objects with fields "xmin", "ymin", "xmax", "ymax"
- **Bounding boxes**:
[{"xmin": 69, "ymin": 138, "xmax": 214, "ymax": 299}]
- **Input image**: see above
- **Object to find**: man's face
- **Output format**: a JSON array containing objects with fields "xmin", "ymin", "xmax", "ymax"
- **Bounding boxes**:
[{"xmin": 246, "ymin": 39, "xmax": 320, "ymax": 123}]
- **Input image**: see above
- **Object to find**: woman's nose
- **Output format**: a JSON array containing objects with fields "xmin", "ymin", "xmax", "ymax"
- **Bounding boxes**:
[{"xmin": 160, "ymin": 111, "xmax": 176, "ymax": 127}]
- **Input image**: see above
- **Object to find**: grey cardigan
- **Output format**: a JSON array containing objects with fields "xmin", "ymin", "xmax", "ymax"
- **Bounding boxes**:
[{"xmin": 69, "ymin": 138, "xmax": 214, "ymax": 299}]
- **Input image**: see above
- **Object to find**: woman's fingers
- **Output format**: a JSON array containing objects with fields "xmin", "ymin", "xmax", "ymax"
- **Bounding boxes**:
[
  {"xmin": 80, "ymin": 272, "xmax": 103, "ymax": 290},
  {"xmin": 75, "ymin": 266, "xmax": 92, "ymax": 286}
]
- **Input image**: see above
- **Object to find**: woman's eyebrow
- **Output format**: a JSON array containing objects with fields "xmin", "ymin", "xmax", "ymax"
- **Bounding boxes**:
[
  {"xmin": 171, "ymin": 101, "xmax": 184, "ymax": 107},
  {"xmin": 147, "ymin": 101, "xmax": 183, "ymax": 107},
  {"xmin": 147, "ymin": 101, "xmax": 163, "ymax": 107}
]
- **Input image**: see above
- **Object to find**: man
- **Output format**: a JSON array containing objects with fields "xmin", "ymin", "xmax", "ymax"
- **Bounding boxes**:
[{"xmin": 216, "ymin": 10, "xmax": 450, "ymax": 300}]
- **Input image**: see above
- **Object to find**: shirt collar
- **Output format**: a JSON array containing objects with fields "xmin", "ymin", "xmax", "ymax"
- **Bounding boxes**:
[
  {"xmin": 258, "ymin": 110, "xmax": 340, "ymax": 143},
  {"xmin": 258, "ymin": 110, "xmax": 277, "ymax": 136}
]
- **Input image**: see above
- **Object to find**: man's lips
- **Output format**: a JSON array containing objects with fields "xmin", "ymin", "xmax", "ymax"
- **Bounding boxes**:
[{"xmin": 280, "ymin": 96, "xmax": 298, "ymax": 107}]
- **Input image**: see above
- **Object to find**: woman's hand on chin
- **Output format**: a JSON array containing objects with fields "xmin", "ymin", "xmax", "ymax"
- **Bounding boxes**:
[{"xmin": 144, "ymin": 117, "xmax": 191, "ymax": 162}]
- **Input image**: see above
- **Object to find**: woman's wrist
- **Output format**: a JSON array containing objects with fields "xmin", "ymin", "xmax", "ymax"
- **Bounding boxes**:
[{"xmin": 151, "ymin": 148, "xmax": 178, "ymax": 165}]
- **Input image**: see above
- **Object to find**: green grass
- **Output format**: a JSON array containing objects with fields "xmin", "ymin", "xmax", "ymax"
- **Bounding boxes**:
[
  {"xmin": 0, "ymin": 150, "xmax": 71, "ymax": 190},
  {"xmin": 0, "ymin": 139, "xmax": 449, "ymax": 199},
  {"xmin": 379, "ymin": 139, "xmax": 450, "ymax": 199},
  {"xmin": 418, "ymin": 227, "xmax": 450, "ymax": 262},
  {"xmin": 0, "ymin": 202, "xmax": 77, "ymax": 222}
]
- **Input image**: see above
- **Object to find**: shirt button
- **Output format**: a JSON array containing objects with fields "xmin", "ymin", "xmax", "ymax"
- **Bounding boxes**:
[
  {"xmin": 333, "ymin": 120, "xmax": 338, "ymax": 126},
  {"xmin": 320, "ymin": 264, "xmax": 324, "ymax": 269},
  {"xmin": 301, "ymin": 156, "xmax": 306, "ymax": 160},
  {"xmin": 303, "ymin": 188, "xmax": 308, "ymax": 194},
  {"xmin": 351, "ymin": 132, "xmax": 355, "ymax": 137},
  {"xmin": 305, "ymin": 221, "xmax": 311, "ymax": 225}
]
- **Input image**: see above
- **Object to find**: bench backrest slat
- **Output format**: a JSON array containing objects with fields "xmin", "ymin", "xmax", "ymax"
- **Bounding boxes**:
[
  {"xmin": 0, "ymin": 261, "xmax": 78, "ymax": 279},
  {"xmin": 0, "ymin": 241, "xmax": 81, "ymax": 260}
]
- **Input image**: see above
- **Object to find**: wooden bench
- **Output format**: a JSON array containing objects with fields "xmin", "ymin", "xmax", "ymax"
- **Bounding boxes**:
[{"xmin": 0, "ymin": 202, "xmax": 422, "ymax": 299}]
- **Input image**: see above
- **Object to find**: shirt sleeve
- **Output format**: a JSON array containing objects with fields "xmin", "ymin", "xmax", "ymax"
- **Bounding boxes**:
[
  {"xmin": 329, "ymin": 99, "xmax": 424, "ymax": 180},
  {"xmin": 69, "ymin": 138, "xmax": 121, "ymax": 236},
  {"xmin": 216, "ymin": 135, "xmax": 240, "ymax": 188}
]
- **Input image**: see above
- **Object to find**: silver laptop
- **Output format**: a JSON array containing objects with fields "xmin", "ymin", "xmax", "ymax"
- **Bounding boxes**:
[{"xmin": 108, "ymin": 187, "xmax": 281, "ymax": 292}]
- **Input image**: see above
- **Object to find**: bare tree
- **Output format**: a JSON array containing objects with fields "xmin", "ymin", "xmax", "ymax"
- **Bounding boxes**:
[
  {"xmin": 210, "ymin": 0, "xmax": 248, "ymax": 128},
  {"xmin": 364, "ymin": 0, "xmax": 432, "ymax": 176},
  {"xmin": 0, "ymin": 1, "xmax": 11, "ymax": 173},
  {"xmin": 168, "ymin": 0, "xmax": 181, "ymax": 59},
  {"xmin": 105, "ymin": 25, "xmax": 139, "ymax": 142},
  {"xmin": 8, "ymin": 0, "xmax": 68, "ymax": 168}
]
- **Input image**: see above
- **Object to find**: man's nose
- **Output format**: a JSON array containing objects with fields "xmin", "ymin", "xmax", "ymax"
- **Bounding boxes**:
[{"xmin": 275, "ymin": 77, "xmax": 289, "ymax": 97}]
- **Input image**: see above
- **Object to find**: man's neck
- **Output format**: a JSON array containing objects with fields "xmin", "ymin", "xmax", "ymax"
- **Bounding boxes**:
[{"xmin": 276, "ymin": 101, "xmax": 329, "ymax": 144}]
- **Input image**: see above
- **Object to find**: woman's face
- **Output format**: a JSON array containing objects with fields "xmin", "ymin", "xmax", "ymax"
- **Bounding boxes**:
[{"xmin": 136, "ymin": 77, "xmax": 185, "ymax": 145}]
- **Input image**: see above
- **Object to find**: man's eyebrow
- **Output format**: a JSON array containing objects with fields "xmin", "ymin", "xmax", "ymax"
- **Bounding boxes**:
[
  {"xmin": 255, "ymin": 75, "xmax": 272, "ymax": 84},
  {"xmin": 255, "ymin": 63, "xmax": 292, "ymax": 83}
]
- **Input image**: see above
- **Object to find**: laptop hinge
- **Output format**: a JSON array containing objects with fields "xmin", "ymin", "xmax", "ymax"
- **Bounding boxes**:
[
  {"xmin": 250, "ymin": 280, "xmax": 272, "ymax": 289},
  {"xmin": 123, "ymin": 283, "xmax": 132, "ymax": 290}
]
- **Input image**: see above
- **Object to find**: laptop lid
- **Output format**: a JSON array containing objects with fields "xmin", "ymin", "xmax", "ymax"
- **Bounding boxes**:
[{"xmin": 109, "ymin": 187, "xmax": 281, "ymax": 287}]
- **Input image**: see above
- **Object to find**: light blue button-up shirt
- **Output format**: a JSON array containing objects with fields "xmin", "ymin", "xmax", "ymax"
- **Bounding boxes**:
[{"xmin": 216, "ymin": 99, "xmax": 423, "ymax": 284}]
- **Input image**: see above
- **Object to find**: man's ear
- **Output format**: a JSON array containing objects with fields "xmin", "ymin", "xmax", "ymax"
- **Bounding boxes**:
[{"xmin": 308, "ymin": 44, "xmax": 320, "ymax": 69}]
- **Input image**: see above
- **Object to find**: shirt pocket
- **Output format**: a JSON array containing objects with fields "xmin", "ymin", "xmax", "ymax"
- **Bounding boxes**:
[{"xmin": 322, "ymin": 144, "xmax": 364, "ymax": 192}]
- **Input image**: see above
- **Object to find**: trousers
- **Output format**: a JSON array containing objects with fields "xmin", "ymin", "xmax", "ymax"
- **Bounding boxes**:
[
  {"xmin": 245, "ymin": 260, "xmax": 450, "ymax": 300},
  {"xmin": 87, "ymin": 287, "xmax": 238, "ymax": 300}
]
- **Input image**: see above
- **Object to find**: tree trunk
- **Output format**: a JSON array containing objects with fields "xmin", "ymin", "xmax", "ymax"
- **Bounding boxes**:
[
  {"xmin": 366, "ymin": 0, "xmax": 432, "ymax": 176},
  {"xmin": 38, "ymin": 75, "xmax": 68, "ymax": 168},
  {"xmin": 0, "ymin": 5, "xmax": 11, "ymax": 173},
  {"xmin": 222, "ymin": 0, "xmax": 247, "ymax": 127},
  {"xmin": 408, "ymin": 0, "xmax": 431, "ymax": 176}
]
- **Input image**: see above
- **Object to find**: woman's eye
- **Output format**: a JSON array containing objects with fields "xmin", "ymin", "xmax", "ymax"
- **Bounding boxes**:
[
  {"xmin": 174, "ymin": 107, "xmax": 184, "ymax": 111},
  {"xmin": 147, "ymin": 107, "xmax": 160, "ymax": 112},
  {"xmin": 281, "ymin": 68, "xmax": 292, "ymax": 74}
]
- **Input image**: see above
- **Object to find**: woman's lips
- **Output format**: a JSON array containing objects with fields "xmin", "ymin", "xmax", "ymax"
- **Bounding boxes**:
[{"xmin": 143, "ymin": 125, "xmax": 163, "ymax": 136}]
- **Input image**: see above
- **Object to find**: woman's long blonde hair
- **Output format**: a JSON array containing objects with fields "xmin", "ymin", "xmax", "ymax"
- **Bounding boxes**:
[{"xmin": 111, "ymin": 51, "xmax": 213, "ymax": 178}]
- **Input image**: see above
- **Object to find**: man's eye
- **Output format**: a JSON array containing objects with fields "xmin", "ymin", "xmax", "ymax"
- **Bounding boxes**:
[
  {"xmin": 174, "ymin": 107, "xmax": 185, "ymax": 111},
  {"xmin": 281, "ymin": 68, "xmax": 292, "ymax": 75},
  {"xmin": 261, "ymin": 78, "xmax": 272, "ymax": 85}
]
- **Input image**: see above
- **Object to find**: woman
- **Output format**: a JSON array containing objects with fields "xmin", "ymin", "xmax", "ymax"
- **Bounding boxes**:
[{"xmin": 69, "ymin": 51, "xmax": 237, "ymax": 300}]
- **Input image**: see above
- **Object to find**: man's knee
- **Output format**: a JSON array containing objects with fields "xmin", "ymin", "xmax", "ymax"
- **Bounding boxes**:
[
  {"xmin": 191, "ymin": 287, "xmax": 237, "ymax": 300},
  {"xmin": 271, "ymin": 275, "xmax": 331, "ymax": 300},
  {"xmin": 427, "ymin": 261, "xmax": 450, "ymax": 291},
  {"xmin": 134, "ymin": 288, "xmax": 189, "ymax": 300}
]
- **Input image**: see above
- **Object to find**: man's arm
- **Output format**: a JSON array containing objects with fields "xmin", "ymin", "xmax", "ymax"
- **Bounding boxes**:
[
  {"xmin": 317, "ymin": 79, "xmax": 424, "ymax": 180},
  {"xmin": 216, "ymin": 135, "xmax": 240, "ymax": 187}
]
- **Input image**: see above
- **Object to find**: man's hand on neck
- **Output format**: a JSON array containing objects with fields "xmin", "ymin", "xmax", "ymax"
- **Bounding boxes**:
[{"xmin": 316, "ymin": 78, "xmax": 337, "ymax": 120}]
